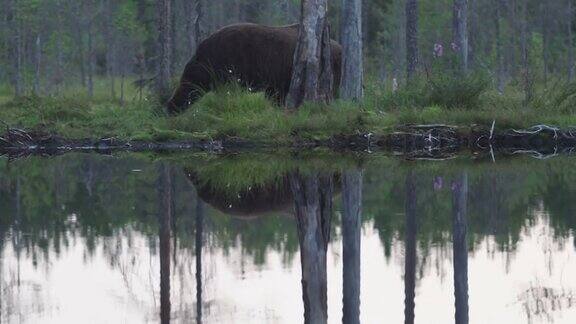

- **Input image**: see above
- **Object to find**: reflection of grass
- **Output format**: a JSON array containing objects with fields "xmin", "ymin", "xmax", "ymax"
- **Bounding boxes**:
[
  {"xmin": 3, "ymin": 77, "xmax": 576, "ymax": 142},
  {"xmin": 178, "ymin": 151, "xmax": 363, "ymax": 197}
]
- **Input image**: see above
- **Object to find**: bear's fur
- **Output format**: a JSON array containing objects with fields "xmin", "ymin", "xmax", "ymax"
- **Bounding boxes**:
[{"xmin": 167, "ymin": 23, "xmax": 342, "ymax": 114}]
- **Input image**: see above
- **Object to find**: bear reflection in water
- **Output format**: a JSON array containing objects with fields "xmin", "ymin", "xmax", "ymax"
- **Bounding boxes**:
[{"xmin": 185, "ymin": 169, "xmax": 340, "ymax": 219}]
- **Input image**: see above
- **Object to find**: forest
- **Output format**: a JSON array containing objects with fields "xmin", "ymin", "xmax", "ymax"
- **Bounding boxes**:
[{"xmin": 0, "ymin": 0, "xmax": 576, "ymax": 144}]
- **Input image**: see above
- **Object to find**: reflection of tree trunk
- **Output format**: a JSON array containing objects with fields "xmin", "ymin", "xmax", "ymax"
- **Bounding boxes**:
[
  {"xmin": 452, "ymin": 172, "xmax": 469, "ymax": 324},
  {"xmin": 195, "ymin": 197, "xmax": 204, "ymax": 324},
  {"xmin": 290, "ymin": 172, "xmax": 333, "ymax": 324},
  {"xmin": 158, "ymin": 163, "xmax": 174, "ymax": 324},
  {"xmin": 404, "ymin": 171, "xmax": 417, "ymax": 324},
  {"xmin": 342, "ymin": 171, "xmax": 363, "ymax": 324}
]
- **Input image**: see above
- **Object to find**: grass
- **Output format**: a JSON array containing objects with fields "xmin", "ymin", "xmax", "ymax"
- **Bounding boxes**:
[{"xmin": 1, "ymin": 75, "xmax": 576, "ymax": 143}]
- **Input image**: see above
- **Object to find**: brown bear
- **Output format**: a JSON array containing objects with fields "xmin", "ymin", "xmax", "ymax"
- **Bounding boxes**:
[{"xmin": 167, "ymin": 23, "xmax": 342, "ymax": 114}]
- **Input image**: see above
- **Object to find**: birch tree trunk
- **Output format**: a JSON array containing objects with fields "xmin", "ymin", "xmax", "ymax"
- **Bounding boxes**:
[
  {"xmin": 342, "ymin": 170, "xmax": 362, "ymax": 324},
  {"xmin": 452, "ymin": 172, "xmax": 469, "ymax": 324},
  {"xmin": 156, "ymin": 0, "xmax": 173, "ymax": 101},
  {"xmin": 286, "ymin": 0, "xmax": 333, "ymax": 109},
  {"xmin": 340, "ymin": 0, "xmax": 363, "ymax": 100},
  {"xmin": 406, "ymin": 0, "xmax": 418, "ymax": 81},
  {"xmin": 453, "ymin": 0, "xmax": 469, "ymax": 74}
]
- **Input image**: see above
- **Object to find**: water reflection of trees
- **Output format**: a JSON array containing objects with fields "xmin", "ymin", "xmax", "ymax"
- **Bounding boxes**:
[{"xmin": 2, "ymin": 155, "xmax": 576, "ymax": 321}]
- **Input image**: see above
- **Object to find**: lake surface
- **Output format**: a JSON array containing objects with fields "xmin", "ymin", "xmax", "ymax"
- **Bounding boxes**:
[{"xmin": 1, "ymin": 152, "xmax": 576, "ymax": 323}]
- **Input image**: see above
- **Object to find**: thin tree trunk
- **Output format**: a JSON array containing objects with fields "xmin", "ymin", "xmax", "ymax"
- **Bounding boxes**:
[
  {"xmin": 170, "ymin": 0, "xmax": 177, "ymax": 76},
  {"xmin": 34, "ymin": 34, "xmax": 41, "ymax": 96},
  {"xmin": 120, "ymin": 70, "xmax": 125, "ymax": 105},
  {"xmin": 453, "ymin": 0, "xmax": 469, "ymax": 74},
  {"xmin": 342, "ymin": 170, "xmax": 362, "ymax": 324},
  {"xmin": 158, "ymin": 163, "xmax": 174, "ymax": 324},
  {"xmin": 568, "ymin": 0, "xmax": 575, "ymax": 81},
  {"xmin": 404, "ymin": 171, "xmax": 417, "ymax": 324},
  {"xmin": 286, "ymin": 0, "xmax": 333, "ymax": 109},
  {"xmin": 185, "ymin": 0, "xmax": 197, "ymax": 54},
  {"xmin": 519, "ymin": 0, "xmax": 532, "ymax": 106},
  {"xmin": 541, "ymin": 2, "xmax": 549, "ymax": 87},
  {"xmin": 156, "ymin": 0, "xmax": 173, "ymax": 101},
  {"xmin": 55, "ymin": 0, "xmax": 64, "ymax": 93},
  {"xmin": 406, "ymin": 0, "xmax": 418, "ymax": 81},
  {"xmin": 340, "ymin": 0, "xmax": 364, "ymax": 100},
  {"xmin": 104, "ymin": 0, "xmax": 116, "ymax": 98},
  {"xmin": 195, "ymin": 196, "xmax": 204, "ymax": 324},
  {"xmin": 194, "ymin": 0, "xmax": 204, "ymax": 47},
  {"xmin": 14, "ymin": 2, "xmax": 23, "ymax": 97},
  {"xmin": 468, "ymin": 0, "xmax": 477, "ymax": 69},
  {"xmin": 495, "ymin": 0, "xmax": 505, "ymax": 94},
  {"xmin": 290, "ymin": 172, "xmax": 333, "ymax": 324},
  {"xmin": 87, "ymin": 24, "xmax": 94, "ymax": 98},
  {"xmin": 452, "ymin": 172, "xmax": 469, "ymax": 324}
]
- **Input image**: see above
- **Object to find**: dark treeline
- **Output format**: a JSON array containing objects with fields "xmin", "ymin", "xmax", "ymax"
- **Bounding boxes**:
[{"xmin": 0, "ymin": 0, "xmax": 574, "ymax": 98}]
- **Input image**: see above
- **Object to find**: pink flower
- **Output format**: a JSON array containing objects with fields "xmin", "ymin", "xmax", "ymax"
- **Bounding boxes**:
[
  {"xmin": 451, "ymin": 42, "xmax": 459, "ymax": 52},
  {"xmin": 433, "ymin": 43, "xmax": 444, "ymax": 57}
]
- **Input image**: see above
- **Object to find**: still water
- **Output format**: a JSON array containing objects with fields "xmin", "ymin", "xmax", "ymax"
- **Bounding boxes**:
[{"xmin": 1, "ymin": 152, "xmax": 576, "ymax": 324}]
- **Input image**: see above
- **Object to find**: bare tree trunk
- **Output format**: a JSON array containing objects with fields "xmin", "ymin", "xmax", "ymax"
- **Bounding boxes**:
[
  {"xmin": 568, "ymin": 0, "xmax": 575, "ymax": 81},
  {"xmin": 185, "ymin": 0, "xmax": 197, "ymax": 54},
  {"xmin": 406, "ymin": 0, "xmax": 418, "ymax": 81},
  {"xmin": 14, "ymin": 1, "xmax": 24, "ymax": 97},
  {"xmin": 120, "ymin": 69, "xmax": 125, "ymax": 105},
  {"xmin": 156, "ymin": 0, "xmax": 173, "ymax": 101},
  {"xmin": 286, "ymin": 0, "xmax": 333, "ymax": 109},
  {"xmin": 34, "ymin": 35, "xmax": 41, "ymax": 95},
  {"xmin": 290, "ymin": 172, "xmax": 333, "ymax": 324},
  {"xmin": 519, "ymin": 0, "xmax": 532, "ymax": 106},
  {"xmin": 103, "ymin": 0, "xmax": 115, "ymax": 98},
  {"xmin": 452, "ymin": 172, "xmax": 469, "ymax": 324},
  {"xmin": 404, "ymin": 171, "xmax": 417, "ymax": 324},
  {"xmin": 170, "ymin": 0, "xmax": 177, "ymax": 76},
  {"xmin": 340, "ymin": 0, "xmax": 363, "ymax": 100},
  {"xmin": 495, "ymin": 0, "xmax": 505, "ymax": 94},
  {"xmin": 468, "ymin": 0, "xmax": 477, "ymax": 69},
  {"xmin": 55, "ymin": 0, "xmax": 65, "ymax": 93},
  {"xmin": 194, "ymin": 0, "xmax": 204, "ymax": 47},
  {"xmin": 541, "ymin": 2, "xmax": 549, "ymax": 87},
  {"xmin": 453, "ymin": 0, "xmax": 468, "ymax": 74},
  {"xmin": 74, "ymin": 21, "xmax": 87, "ymax": 88},
  {"xmin": 158, "ymin": 163, "xmax": 174, "ymax": 324},
  {"xmin": 342, "ymin": 170, "xmax": 362, "ymax": 324},
  {"xmin": 87, "ymin": 24, "xmax": 94, "ymax": 98}
]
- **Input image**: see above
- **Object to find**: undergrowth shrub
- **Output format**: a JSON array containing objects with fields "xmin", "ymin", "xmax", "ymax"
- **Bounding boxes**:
[{"xmin": 426, "ymin": 73, "xmax": 490, "ymax": 109}]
